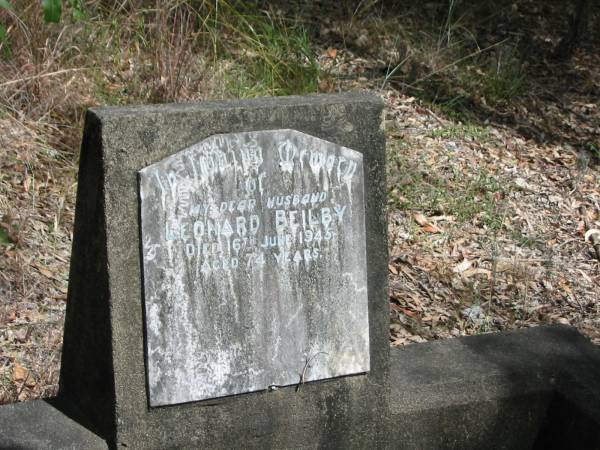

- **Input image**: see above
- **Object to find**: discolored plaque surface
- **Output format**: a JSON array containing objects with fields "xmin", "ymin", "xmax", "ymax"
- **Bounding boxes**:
[{"xmin": 139, "ymin": 129, "xmax": 368, "ymax": 406}]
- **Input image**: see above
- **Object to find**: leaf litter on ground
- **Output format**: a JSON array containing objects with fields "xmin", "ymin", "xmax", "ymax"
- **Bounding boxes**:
[{"xmin": 1, "ymin": 1, "xmax": 599, "ymax": 405}]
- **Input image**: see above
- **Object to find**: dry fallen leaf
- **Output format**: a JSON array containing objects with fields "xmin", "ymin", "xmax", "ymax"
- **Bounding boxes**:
[
  {"xmin": 453, "ymin": 259, "xmax": 472, "ymax": 273},
  {"xmin": 13, "ymin": 363, "xmax": 36, "ymax": 388},
  {"xmin": 462, "ymin": 268, "xmax": 492, "ymax": 280},
  {"xmin": 39, "ymin": 267, "xmax": 54, "ymax": 278},
  {"xmin": 414, "ymin": 212, "xmax": 428, "ymax": 226},
  {"xmin": 584, "ymin": 229, "xmax": 600, "ymax": 242},
  {"xmin": 414, "ymin": 213, "xmax": 442, "ymax": 233},
  {"xmin": 12, "ymin": 328, "xmax": 28, "ymax": 343},
  {"xmin": 423, "ymin": 224, "xmax": 441, "ymax": 233},
  {"xmin": 23, "ymin": 172, "xmax": 31, "ymax": 193},
  {"xmin": 13, "ymin": 363, "xmax": 28, "ymax": 383}
]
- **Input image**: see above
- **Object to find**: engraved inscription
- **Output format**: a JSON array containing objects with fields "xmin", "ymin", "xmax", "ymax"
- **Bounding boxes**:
[{"xmin": 139, "ymin": 129, "xmax": 369, "ymax": 406}]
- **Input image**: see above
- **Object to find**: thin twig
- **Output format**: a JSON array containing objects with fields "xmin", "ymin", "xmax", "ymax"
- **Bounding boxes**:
[
  {"xmin": 379, "ymin": 53, "xmax": 412, "ymax": 91},
  {"xmin": 556, "ymin": 238, "xmax": 581, "ymax": 249},
  {"xmin": 423, "ymin": 106, "xmax": 446, "ymax": 125},
  {"xmin": 296, "ymin": 351, "xmax": 328, "ymax": 392},
  {"xmin": 0, "ymin": 68, "xmax": 90, "ymax": 88},
  {"xmin": 15, "ymin": 370, "xmax": 31, "ymax": 399},
  {"xmin": 486, "ymin": 205, "xmax": 509, "ymax": 313},
  {"xmin": 407, "ymin": 38, "xmax": 510, "ymax": 89}
]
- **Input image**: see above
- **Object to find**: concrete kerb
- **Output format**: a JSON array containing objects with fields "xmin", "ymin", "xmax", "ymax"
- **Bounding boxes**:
[{"xmin": 1, "ymin": 325, "xmax": 599, "ymax": 449}]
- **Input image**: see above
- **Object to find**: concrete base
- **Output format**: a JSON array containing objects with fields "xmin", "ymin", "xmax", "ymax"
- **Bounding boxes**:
[
  {"xmin": 0, "ymin": 399, "xmax": 107, "ymax": 450},
  {"xmin": 1, "ymin": 325, "xmax": 599, "ymax": 449},
  {"xmin": 389, "ymin": 324, "xmax": 600, "ymax": 449}
]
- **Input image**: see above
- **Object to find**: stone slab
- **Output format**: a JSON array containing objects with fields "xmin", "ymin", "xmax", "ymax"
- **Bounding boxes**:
[
  {"xmin": 388, "ymin": 325, "xmax": 600, "ymax": 449},
  {"xmin": 58, "ymin": 92, "xmax": 389, "ymax": 448},
  {"xmin": 2, "ymin": 325, "xmax": 599, "ymax": 449},
  {"xmin": 139, "ymin": 129, "xmax": 369, "ymax": 406},
  {"xmin": 0, "ymin": 400, "xmax": 107, "ymax": 450}
]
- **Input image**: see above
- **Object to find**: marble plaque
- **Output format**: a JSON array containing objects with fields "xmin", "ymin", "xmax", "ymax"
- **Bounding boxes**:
[{"xmin": 139, "ymin": 129, "xmax": 369, "ymax": 406}]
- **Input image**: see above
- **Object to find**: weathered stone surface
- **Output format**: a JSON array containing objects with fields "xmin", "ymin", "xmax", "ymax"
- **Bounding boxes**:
[
  {"xmin": 4, "ymin": 323, "xmax": 600, "ymax": 450},
  {"xmin": 388, "ymin": 325, "xmax": 600, "ymax": 450},
  {"xmin": 140, "ymin": 129, "xmax": 369, "ymax": 405},
  {"xmin": 0, "ymin": 400, "xmax": 108, "ymax": 450},
  {"xmin": 59, "ymin": 93, "xmax": 390, "ymax": 448}
]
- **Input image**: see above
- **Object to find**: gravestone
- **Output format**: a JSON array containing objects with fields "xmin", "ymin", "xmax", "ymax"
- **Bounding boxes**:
[
  {"xmin": 58, "ymin": 92, "xmax": 389, "ymax": 448},
  {"xmin": 139, "ymin": 129, "xmax": 370, "ymax": 406}
]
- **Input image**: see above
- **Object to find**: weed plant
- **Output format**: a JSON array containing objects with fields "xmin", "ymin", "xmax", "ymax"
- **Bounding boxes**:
[{"xmin": 0, "ymin": 0, "xmax": 321, "ymax": 152}]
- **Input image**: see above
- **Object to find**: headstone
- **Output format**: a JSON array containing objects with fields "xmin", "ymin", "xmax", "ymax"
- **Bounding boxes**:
[
  {"xmin": 58, "ymin": 93, "xmax": 389, "ymax": 449},
  {"xmin": 139, "ymin": 129, "xmax": 370, "ymax": 406}
]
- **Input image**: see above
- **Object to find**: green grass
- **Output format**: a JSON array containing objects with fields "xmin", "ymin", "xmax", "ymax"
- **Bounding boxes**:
[
  {"xmin": 0, "ymin": 225, "xmax": 11, "ymax": 244},
  {"xmin": 586, "ymin": 142, "xmax": 600, "ymax": 162},
  {"xmin": 430, "ymin": 124, "xmax": 489, "ymax": 140},
  {"xmin": 458, "ymin": 63, "xmax": 526, "ymax": 108},
  {"xmin": 221, "ymin": 8, "xmax": 320, "ymax": 96},
  {"xmin": 388, "ymin": 149, "xmax": 508, "ymax": 230},
  {"xmin": 417, "ymin": 57, "xmax": 527, "ymax": 119},
  {"xmin": 510, "ymin": 230, "xmax": 547, "ymax": 251}
]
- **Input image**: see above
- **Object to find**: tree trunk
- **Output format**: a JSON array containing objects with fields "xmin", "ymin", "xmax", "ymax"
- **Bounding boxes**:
[{"xmin": 554, "ymin": 0, "xmax": 588, "ymax": 59}]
